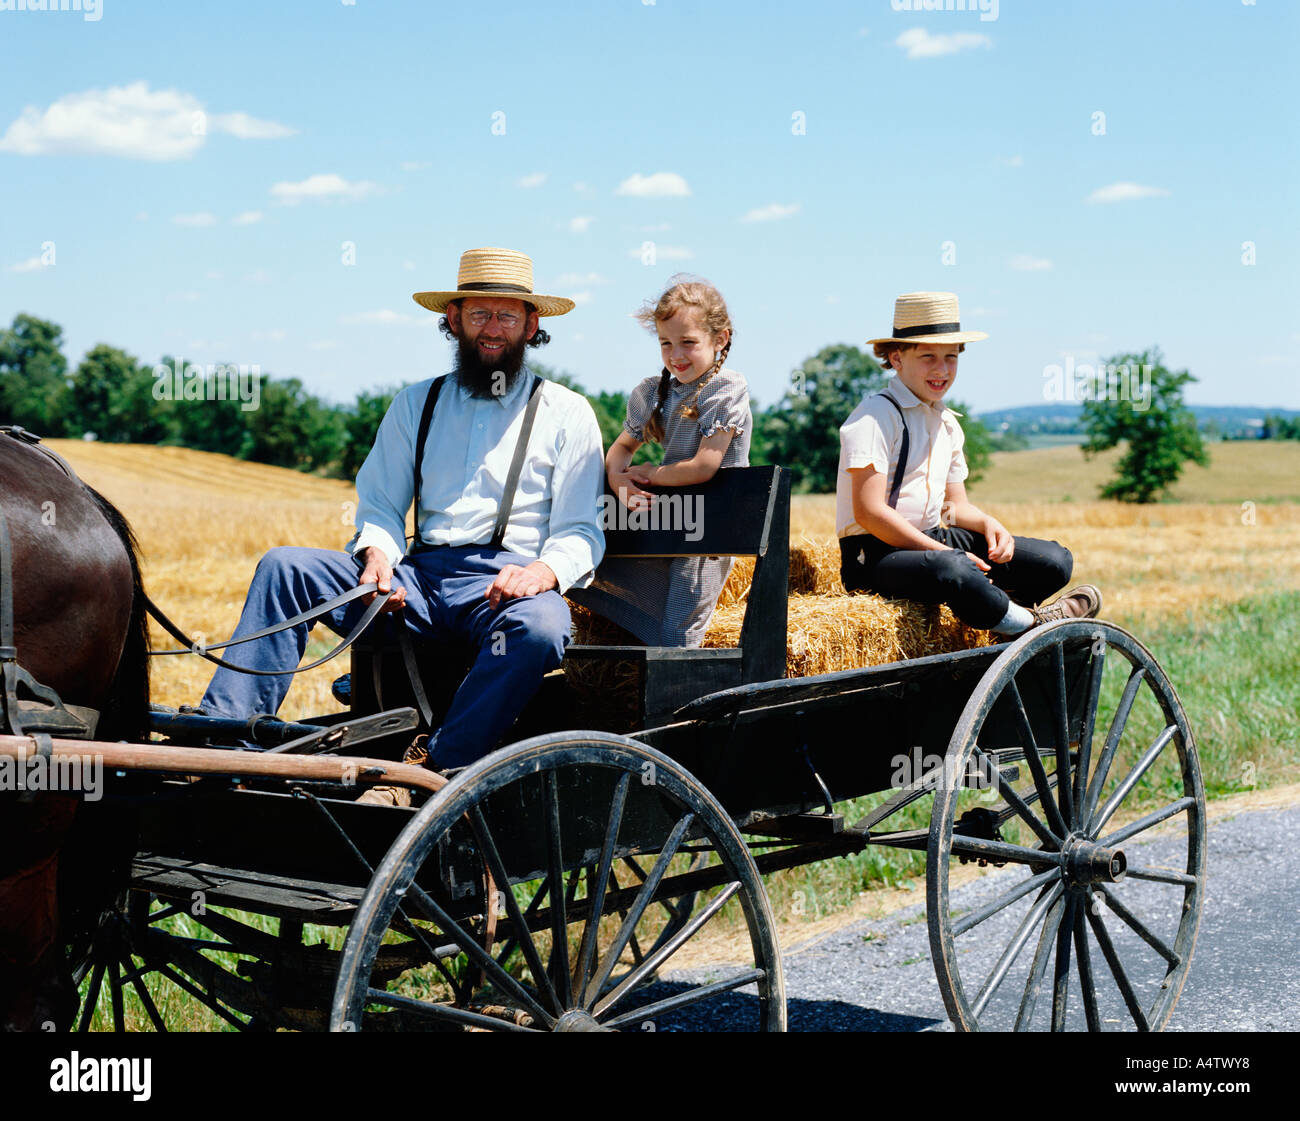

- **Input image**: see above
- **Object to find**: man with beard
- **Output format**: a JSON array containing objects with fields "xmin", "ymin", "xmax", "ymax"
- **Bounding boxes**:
[{"xmin": 198, "ymin": 248, "xmax": 605, "ymax": 775}]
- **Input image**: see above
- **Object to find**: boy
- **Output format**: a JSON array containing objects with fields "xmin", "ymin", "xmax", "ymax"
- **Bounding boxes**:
[{"xmin": 837, "ymin": 292, "xmax": 1100, "ymax": 636}]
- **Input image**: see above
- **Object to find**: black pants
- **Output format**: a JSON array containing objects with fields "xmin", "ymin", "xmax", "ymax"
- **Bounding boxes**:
[{"xmin": 840, "ymin": 527, "xmax": 1073, "ymax": 630}]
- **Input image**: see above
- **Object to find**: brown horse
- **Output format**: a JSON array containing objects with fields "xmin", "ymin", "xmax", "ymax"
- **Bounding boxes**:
[{"xmin": 0, "ymin": 433, "xmax": 149, "ymax": 1030}]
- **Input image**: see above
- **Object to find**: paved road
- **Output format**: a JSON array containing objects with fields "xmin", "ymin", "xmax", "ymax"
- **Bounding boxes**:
[{"xmin": 657, "ymin": 798, "xmax": 1299, "ymax": 1031}]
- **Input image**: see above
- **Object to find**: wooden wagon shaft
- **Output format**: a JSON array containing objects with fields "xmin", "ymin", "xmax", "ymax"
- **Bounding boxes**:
[{"xmin": 0, "ymin": 734, "xmax": 447, "ymax": 794}]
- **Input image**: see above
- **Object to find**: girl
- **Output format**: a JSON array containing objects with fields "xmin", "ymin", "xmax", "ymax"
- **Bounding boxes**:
[{"xmin": 573, "ymin": 276, "xmax": 750, "ymax": 646}]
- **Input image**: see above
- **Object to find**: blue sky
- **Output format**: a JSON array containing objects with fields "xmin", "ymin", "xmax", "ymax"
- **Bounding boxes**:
[{"xmin": 2, "ymin": 0, "xmax": 1297, "ymax": 413}]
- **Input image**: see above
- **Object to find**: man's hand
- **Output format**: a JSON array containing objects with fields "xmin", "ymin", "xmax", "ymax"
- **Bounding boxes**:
[
  {"xmin": 486, "ymin": 560, "xmax": 558, "ymax": 608},
  {"xmin": 984, "ymin": 517, "xmax": 1015, "ymax": 564},
  {"xmin": 358, "ymin": 546, "xmax": 407, "ymax": 612}
]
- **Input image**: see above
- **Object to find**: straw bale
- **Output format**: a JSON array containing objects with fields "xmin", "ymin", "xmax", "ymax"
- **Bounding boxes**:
[
  {"xmin": 703, "ymin": 593, "xmax": 996, "ymax": 678},
  {"xmin": 717, "ymin": 536, "xmax": 846, "ymax": 606}
]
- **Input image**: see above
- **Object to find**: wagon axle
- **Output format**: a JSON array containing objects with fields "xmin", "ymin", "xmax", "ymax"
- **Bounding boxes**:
[{"xmin": 1062, "ymin": 835, "xmax": 1127, "ymax": 885}]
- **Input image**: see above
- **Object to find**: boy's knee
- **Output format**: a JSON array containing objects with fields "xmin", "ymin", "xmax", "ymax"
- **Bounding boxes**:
[
  {"xmin": 925, "ymin": 549, "xmax": 982, "ymax": 591},
  {"xmin": 1042, "ymin": 541, "xmax": 1073, "ymax": 586}
]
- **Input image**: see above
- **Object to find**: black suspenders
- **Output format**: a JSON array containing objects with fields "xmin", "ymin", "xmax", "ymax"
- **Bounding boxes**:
[
  {"xmin": 409, "ymin": 374, "xmax": 544, "ymax": 554},
  {"xmin": 876, "ymin": 391, "xmax": 910, "ymax": 510}
]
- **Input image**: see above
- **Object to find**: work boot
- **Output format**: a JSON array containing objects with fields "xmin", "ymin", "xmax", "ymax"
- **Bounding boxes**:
[
  {"xmin": 1029, "ymin": 584, "xmax": 1102, "ymax": 627},
  {"xmin": 355, "ymin": 735, "xmax": 432, "ymax": 808}
]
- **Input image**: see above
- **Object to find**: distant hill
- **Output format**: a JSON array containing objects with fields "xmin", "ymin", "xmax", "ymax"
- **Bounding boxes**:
[{"xmin": 979, "ymin": 403, "xmax": 1300, "ymax": 440}]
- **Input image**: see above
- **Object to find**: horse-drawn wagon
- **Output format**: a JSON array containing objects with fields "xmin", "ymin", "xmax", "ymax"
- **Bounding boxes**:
[{"xmin": 0, "ymin": 437, "xmax": 1205, "ymax": 1032}]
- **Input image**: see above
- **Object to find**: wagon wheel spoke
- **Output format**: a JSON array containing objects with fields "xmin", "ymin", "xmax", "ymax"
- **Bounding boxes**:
[
  {"xmin": 946, "ymin": 834, "xmax": 1063, "ymax": 868},
  {"xmin": 1048, "ymin": 643, "xmax": 1076, "ymax": 827},
  {"xmin": 1081, "ymin": 665, "xmax": 1146, "ymax": 827},
  {"xmin": 1074, "ymin": 901, "xmax": 1102, "ymax": 1032},
  {"xmin": 593, "ymin": 881, "xmax": 741, "ymax": 1020},
  {"xmin": 1097, "ymin": 797, "xmax": 1195, "ymax": 849},
  {"xmin": 1050, "ymin": 894, "xmax": 1078, "ymax": 1031},
  {"xmin": 361, "ymin": 986, "xmax": 541, "ymax": 1032},
  {"xmin": 541, "ymin": 771, "xmax": 571, "ymax": 1005},
  {"xmin": 1006, "ymin": 677, "xmax": 1068, "ymax": 839},
  {"xmin": 584, "ymin": 813, "xmax": 694, "ymax": 1007},
  {"xmin": 76, "ymin": 960, "xmax": 107, "ymax": 1032},
  {"xmin": 952, "ymin": 866, "xmax": 1058, "ymax": 938},
  {"xmin": 1095, "ymin": 885, "xmax": 1181, "ymax": 967},
  {"xmin": 574, "ymin": 774, "xmax": 630, "ymax": 999},
  {"xmin": 971, "ymin": 882, "xmax": 1062, "ymax": 1017},
  {"xmin": 971, "ymin": 746, "xmax": 1058, "ymax": 849},
  {"xmin": 1091, "ymin": 725, "xmax": 1177, "ymax": 836},
  {"xmin": 1073, "ymin": 635, "xmax": 1106, "ymax": 818},
  {"xmin": 1015, "ymin": 890, "xmax": 1066, "ymax": 1030},
  {"xmin": 1085, "ymin": 904, "xmax": 1149, "ymax": 1031},
  {"xmin": 601, "ymin": 967, "xmax": 766, "ymax": 1030}
]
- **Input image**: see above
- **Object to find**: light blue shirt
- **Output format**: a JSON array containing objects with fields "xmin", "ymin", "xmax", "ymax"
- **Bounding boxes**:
[{"xmin": 347, "ymin": 368, "xmax": 606, "ymax": 594}]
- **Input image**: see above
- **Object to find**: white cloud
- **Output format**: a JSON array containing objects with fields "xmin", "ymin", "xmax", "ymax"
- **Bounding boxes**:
[
  {"xmin": 401, "ymin": 160, "xmax": 431, "ymax": 171},
  {"xmin": 270, "ymin": 173, "xmax": 381, "ymax": 205},
  {"xmin": 134, "ymin": 211, "xmax": 149, "ymax": 222},
  {"xmin": 166, "ymin": 291, "xmax": 201, "ymax": 302},
  {"xmin": 517, "ymin": 171, "xmax": 547, "ymax": 188},
  {"xmin": 231, "ymin": 210, "xmax": 264, "ymax": 226},
  {"xmin": 615, "ymin": 172, "xmax": 690, "ymax": 198},
  {"xmin": 244, "ymin": 269, "xmax": 272, "ymax": 285},
  {"xmin": 1008, "ymin": 253, "xmax": 1052, "ymax": 271},
  {"xmin": 0, "ymin": 82, "xmax": 293, "ymax": 160},
  {"xmin": 309, "ymin": 340, "xmax": 339, "ymax": 351},
  {"xmin": 173, "ymin": 212, "xmax": 218, "ymax": 227},
  {"xmin": 895, "ymin": 28, "xmax": 992, "ymax": 59},
  {"xmin": 555, "ymin": 271, "xmax": 609, "ymax": 287},
  {"xmin": 627, "ymin": 245, "xmax": 693, "ymax": 261},
  {"xmin": 1086, "ymin": 181, "xmax": 1171, "ymax": 204},
  {"xmin": 251, "ymin": 328, "xmax": 287, "ymax": 342},
  {"xmin": 6, "ymin": 257, "xmax": 48, "ymax": 273},
  {"xmin": 403, "ymin": 260, "xmax": 416, "ymax": 271},
  {"xmin": 204, "ymin": 270, "xmax": 223, "ymax": 280},
  {"xmin": 569, "ymin": 291, "xmax": 593, "ymax": 306},
  {"xmin": 568, "ymin": 215, "xmax": 595, "ymax": 233},
  {"xmin": 209, "ymin": 112, "xmax": 295, "ymax": 140},
  {"xmin": 999, "ymin": 154, "xmax": 1024, "ymax": 167},
  {"xmin": 740, "ymin": 202, "xmax": 801, "ymax": 223}
]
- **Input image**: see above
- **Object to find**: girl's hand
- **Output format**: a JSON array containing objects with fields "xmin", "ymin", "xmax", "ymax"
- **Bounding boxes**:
[
  {"xmin": 611, "ymin": 470, "xmax": 654, "ymax": 509},
  {"xmin": 627, "ymin": 465, "xmax": 656, "ymax": 488},
  {"xmin": 984, "ymin": 518, "xmax": 1015, "ymax": 563}
]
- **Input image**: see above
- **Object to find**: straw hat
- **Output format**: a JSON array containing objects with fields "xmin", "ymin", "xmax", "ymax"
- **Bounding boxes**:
[
  {"xmin": 868, "ymin": 292, "xmax": 987, "ymax": 346},
  {"xmin": 412, "ymin": 248, "xmax": 575, "ymax": 317}
]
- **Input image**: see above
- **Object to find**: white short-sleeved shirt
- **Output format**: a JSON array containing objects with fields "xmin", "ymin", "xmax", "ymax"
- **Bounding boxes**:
[{"xmin": 836, "ymin": 377, "xmax": 968, "ymax": 537}]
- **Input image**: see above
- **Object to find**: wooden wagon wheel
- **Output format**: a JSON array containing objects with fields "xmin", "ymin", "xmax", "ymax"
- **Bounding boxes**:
[
  {"xmin": 928, "ymin": 619, "xmax": 1206, "ymax": 1032},
  {"xmin": 330, "ymin": 732, "xmax": 786, "ymax": 1032}
]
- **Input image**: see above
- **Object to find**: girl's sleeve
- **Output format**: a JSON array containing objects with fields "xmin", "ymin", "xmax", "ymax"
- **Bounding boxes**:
[
  {"xmin": 696, "ymin": 371, "xmax": 751, "ymax": 439},
  {"xmin": 624, "ymin": 378, "xmax": 656, "ymax": 441}
]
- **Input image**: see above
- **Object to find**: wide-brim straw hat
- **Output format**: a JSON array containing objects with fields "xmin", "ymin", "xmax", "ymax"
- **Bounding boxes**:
[
  {"xmin": 413, "ymin": 247, "xmax": 575, "ymax": 317},
  {"xmin": 868, "ymin": 292, "xmax": 987, "ymax": 346}
]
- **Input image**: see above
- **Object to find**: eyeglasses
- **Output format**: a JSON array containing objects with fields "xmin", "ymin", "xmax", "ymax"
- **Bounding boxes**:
[{"xmin": 464, "ymin": 309, "xmax": 523, "ymax": 329}]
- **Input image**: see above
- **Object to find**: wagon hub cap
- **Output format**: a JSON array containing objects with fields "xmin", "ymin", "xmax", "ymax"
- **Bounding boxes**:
[
  {"xmin": 554, "ymin": 1009, "xmax": 610, "ymax": 1032},
  {"xmin": 1062, "ymin": 833, "xmax": 1127, "ymax": 884}
]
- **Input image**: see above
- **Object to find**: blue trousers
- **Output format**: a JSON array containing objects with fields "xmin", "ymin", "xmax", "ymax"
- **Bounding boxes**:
[{"xmin": 200, "ymin": 545, "xmax": 571, "ymax": 768}]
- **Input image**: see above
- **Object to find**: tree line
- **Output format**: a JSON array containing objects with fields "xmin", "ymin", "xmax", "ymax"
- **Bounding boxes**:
[{"xmin": 26, "ymin": 311, "xmax": 1239, "ymax": 499}]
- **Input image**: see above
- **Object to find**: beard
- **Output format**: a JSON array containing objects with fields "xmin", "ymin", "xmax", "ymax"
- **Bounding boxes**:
[{"xmin": 452, "ymin": 332, "xmax": 528, "ymax": 399}]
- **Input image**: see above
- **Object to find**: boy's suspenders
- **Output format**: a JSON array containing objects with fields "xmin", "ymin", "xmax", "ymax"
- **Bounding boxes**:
[
  {"xmin": 409, "ymin": 373, "xmax": 545, "ymax": 553},
  {"xmin": 877, "ymin": 391, "xmax": 910, "ymax": 510}
]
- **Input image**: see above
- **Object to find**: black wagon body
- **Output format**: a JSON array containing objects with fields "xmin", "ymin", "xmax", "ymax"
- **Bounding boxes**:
[{"xmin": 39, "ymin": 466, "xmax": 1205, "ymax": 1032}]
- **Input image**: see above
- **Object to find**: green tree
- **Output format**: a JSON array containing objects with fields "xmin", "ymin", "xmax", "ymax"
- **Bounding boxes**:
[
  {"xmin": 113, "ymin": 359, "xmax": 178, "ymax": 444},
  {"xmin": 65, "ymin": 344, "xmax": 140, "ymax": 439},
  {"xmin": 340, "ymin": 387, "xmax": 398, "ymax": 479},
  {"xmin": 244, "ymin": 376, "xmax": 343, "ymax": 472},
  {"xmin": 946, "ymin": 399, "xmax": 993, "ymax": 485},
  {"xmin": 759, "ymin": 344, "xmax": 888, "ymax": 493},
  {"xmin": 1081, "ymin": 348, "xmax": 1209, "ymax": 503},
  {"xmin": 0, "ymin": 313, "xmax": 69, "ymax": 434}
]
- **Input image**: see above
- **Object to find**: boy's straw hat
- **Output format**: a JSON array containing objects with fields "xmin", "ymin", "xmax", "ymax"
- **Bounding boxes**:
[
  {"xmin": 868, "ymin": 292, "xmax": 987, "ymax": 346},
  {"xmin": 413, "ymin": 248, "xmax": 575, "ymax": 317}
]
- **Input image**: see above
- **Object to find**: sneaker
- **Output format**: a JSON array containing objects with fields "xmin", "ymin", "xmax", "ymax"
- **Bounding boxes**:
[{"xmin": 1029, "ymin": 584, "xmax": 1102, "ymax": 627}]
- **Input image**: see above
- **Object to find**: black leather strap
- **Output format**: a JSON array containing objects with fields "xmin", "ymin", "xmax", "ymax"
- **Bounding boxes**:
[
  {"xmin": 412, "ymin": 374, "xmax": 447, "ymax": 544},
  {"xmin": 490, "ymin": 375, "xmax": 543, "ymax": 550},
  {"xmin": 877, "ymin": 391, "xmax": 910, "ymax": 510}
]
